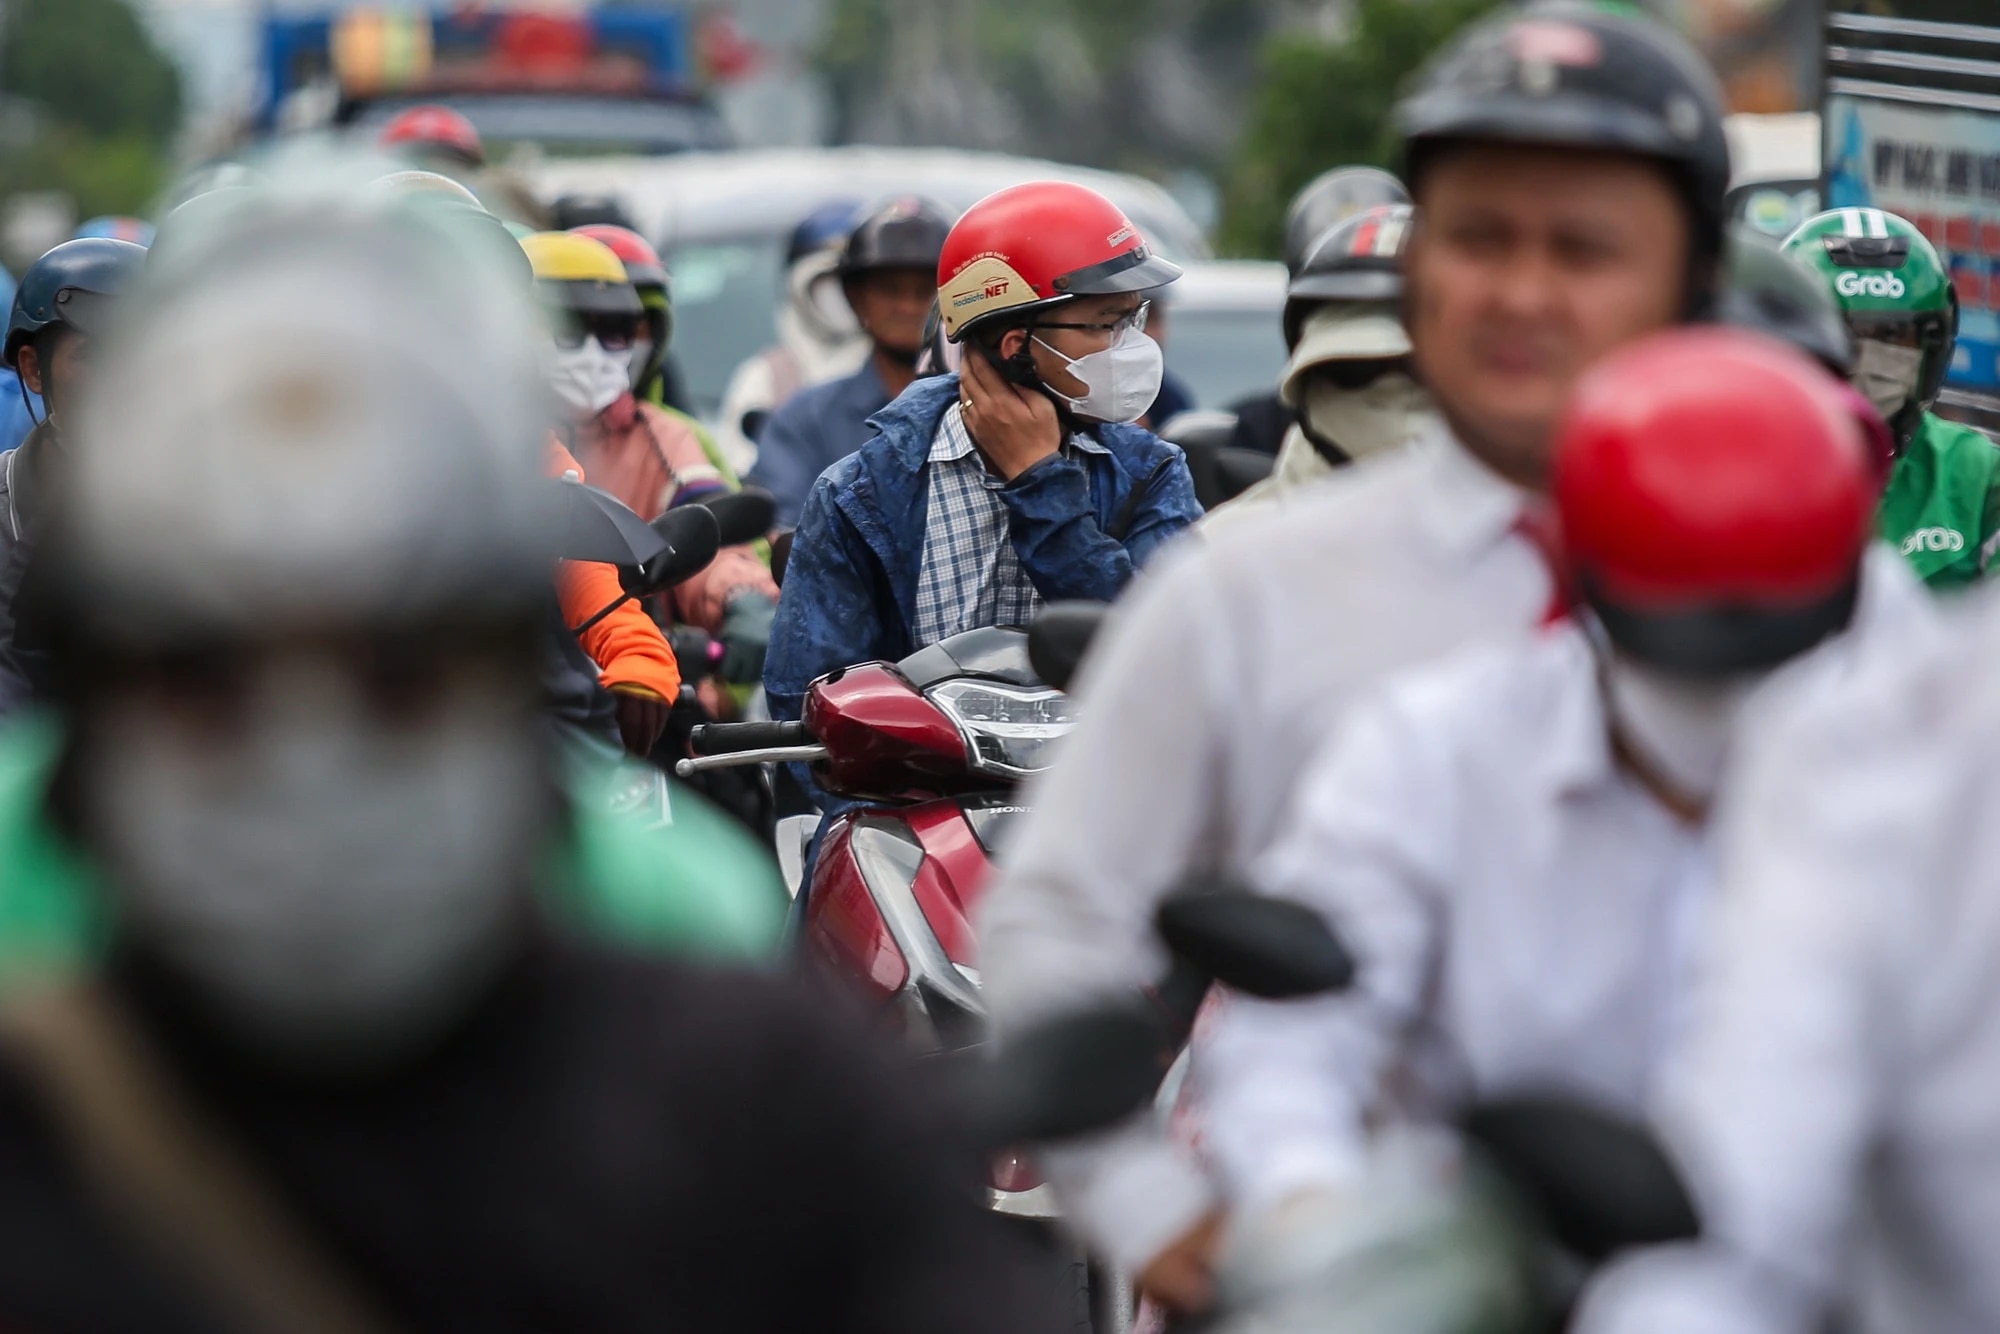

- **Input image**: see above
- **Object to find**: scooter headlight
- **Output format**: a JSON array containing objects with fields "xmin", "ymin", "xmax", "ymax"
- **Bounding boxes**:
[{"xmin": 926, "ymin": 680, "xmax": 1076, "ymax": 779}]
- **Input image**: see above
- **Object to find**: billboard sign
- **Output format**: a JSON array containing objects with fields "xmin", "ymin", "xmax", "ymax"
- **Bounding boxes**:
[{"xmin": 1826, "ymin": 95, "xmax": 2000, "ymax": 394}]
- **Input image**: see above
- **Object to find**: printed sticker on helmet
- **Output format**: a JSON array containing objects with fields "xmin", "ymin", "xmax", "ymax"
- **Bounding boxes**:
[
  {"xmin": 1835, "ymin": 271, "xmax": 1906, "ymax": 299},
  {"xmin": 1840, "ymin": 208, "xmax": 1890, "ymax": 239},
  {"xmin": 1106, "ymin": 224, "xmax": 1136, "ymax": 248},
  {"xmin": 1376, "ymin": 213, "xmax": 1410, "ymax": 257},
  {"xmin": 937, "ymin": 255, "xmax": 1036, "ymax": 336},
  {"xmin": 1506, "ymin": 20, "xmax": 1603, "ymax": 67}
]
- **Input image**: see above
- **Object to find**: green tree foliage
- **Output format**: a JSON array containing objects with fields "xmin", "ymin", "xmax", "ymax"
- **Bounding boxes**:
[
  {"xmin": 1217, "ymin": 0, "xmax": 1500, "ymax": 258},
  {"xmin": 0, "ymin": 0, "xmax": 183, "ymax": 220}
]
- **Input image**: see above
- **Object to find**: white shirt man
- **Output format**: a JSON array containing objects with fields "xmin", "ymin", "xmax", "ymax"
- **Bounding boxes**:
[
  {"xmin": 978, "ymin": 6, "xmax": 1736, "ymax": 1299},
  {"xmin": 1192, "ymin": 547, "xmax": 1928, "ymax": 1223},
  {"xmin": 1577, "ymin": 588, "xmax": 2000, "ymax": 1334},
  {"xmin": 981, "ymin": 424, "xmax": 1553, "ymax": 1270}
]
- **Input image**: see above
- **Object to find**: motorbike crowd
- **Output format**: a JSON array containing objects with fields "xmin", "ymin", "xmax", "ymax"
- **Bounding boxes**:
[{"xmin": 1, "ymin": 2, "xmax": 1998, "ymax": 1331}]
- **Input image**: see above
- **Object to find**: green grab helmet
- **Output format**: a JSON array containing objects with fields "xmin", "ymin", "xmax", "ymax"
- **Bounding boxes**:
[{"xmin": 1783, "ymin": 207, "xmax": 1958, "ymax": 448}]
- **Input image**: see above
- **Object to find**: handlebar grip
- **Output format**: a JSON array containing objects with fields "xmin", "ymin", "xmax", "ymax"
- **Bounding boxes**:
[{"xmin": 688, "ymin": 719, "xmax": 811, "ymax": 756}]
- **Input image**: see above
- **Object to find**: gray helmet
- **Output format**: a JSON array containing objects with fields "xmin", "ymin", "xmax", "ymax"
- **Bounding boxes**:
[
  {"xmin": 1716, "ymin": 227, "xmax": 1855, "ymax": 377},
  {"xmin": 1282, "ymin": 167, "xmax": 1410, "ymax": 278},
  {"xmin": 52, "ymin": 196, "xmax": 552, "ymax": 653}
]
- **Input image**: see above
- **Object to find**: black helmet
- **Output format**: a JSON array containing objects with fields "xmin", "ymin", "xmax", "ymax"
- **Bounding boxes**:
[
  {"xmin": 1396, "ymin": 2, "xmax": 1730, "ymax": 302},
  {"xmin": 1715, "ymin": 227, "xmax": 1854, "ymax": 378},
  {"xmin": 548, "ymin": 192, "xmax": 635, "ymax": 233},
  {"xmin": 4, "ymin": 238, "xmax": 148, "ymax": 371},
  {"xmin": 1282, "ymin": 167, "xmax": 1409, "ymax": 278},
  {"xmin": 839, "ymin": 197, "xmax": 952, "ymax": 280},
  {"xmin": 786, "ymin": 198, "xmax": 866, "ymax": 268},
  {"xmin": 1284, "ymin": 204, "xmax": 1415, "ymax": 349}
]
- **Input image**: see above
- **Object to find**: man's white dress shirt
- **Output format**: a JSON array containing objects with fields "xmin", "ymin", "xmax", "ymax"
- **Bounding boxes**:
[
  {"xmin": 1580, "ymin": 579, "xmax": 2000, "ymax": 1334},
  {"xmin": 979, "ymin": 425, "xmax": 1550, "ymax": 1269}
]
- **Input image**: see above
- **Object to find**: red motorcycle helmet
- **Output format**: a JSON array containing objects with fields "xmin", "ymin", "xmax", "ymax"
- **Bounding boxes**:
[
  {"xmin": 379, "ymin": 105, "xmax": 485, "ymax": 168},
  {"xmin": 571, "ymin": 223, "xmax": 669, "ymax": 292},
  {"xmin": 936, "ymin": 181, "xmax": 1181, "ymax": 343},
  {"xmin": 572, "ymin": 223, "xmax": 672, "ymax": 380},
  {"xmin": 1555, "ymin": 327, "xmax": 1875, "ymax": 676}
]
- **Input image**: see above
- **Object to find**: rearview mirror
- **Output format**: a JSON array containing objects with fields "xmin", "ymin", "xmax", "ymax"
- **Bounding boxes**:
[
  {"xmin": 1028, "ymin": 601, "xmax": 1108, "ymax": 692},
  {"xmin": 1156, "ymin": 886, "xmax": 1356, "ymax": 1001},
  {"xmin": 769, "ymin": 528, "xmax": 796, "ymax": 588},
  {"xmin": 623, "ymin": 505, "xmax": 721, "ymax": 596},
  {"xmin": 699, "ymin": 487, "xmax": 777, "ymax": 548},
  {"xmin": 1460, "ymin": 1096, "xmax": 1699, "ymax": 1262},
  {"xmin": 969, "ymin": 1005, "xmax": 1167, "ymax": 1147}
]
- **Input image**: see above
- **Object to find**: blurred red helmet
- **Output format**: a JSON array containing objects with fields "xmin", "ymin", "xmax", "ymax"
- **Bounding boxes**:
[
  {"xmin": 936, "ymin": 181, "xmax": 1181, "ymax": 342},
  {"xmin": 1555, "ymin": 327, "xmax": 1875, "ymax": 675},
  {"xmin": 571, "ymin": 224, "xmax": 668, "ymax": 292},
  {"xmin": 380, "ymin": 105, "xmax": 484, "ymax": 168}
]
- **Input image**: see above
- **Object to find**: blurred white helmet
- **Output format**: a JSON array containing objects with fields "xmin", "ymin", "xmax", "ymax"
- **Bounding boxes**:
[{"xmin": 59, "ymin": 187, "xmax": 551, "ymax": 650}]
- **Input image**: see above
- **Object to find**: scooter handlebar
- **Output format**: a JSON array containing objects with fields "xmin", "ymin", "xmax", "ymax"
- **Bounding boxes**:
[{"xmin": 688, "ymin": 719, "xmax": 812, "ymax": 755}]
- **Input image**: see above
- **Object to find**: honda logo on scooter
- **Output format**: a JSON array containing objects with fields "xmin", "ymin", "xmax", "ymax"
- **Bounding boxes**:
[{"xmin": 1836, "ymin": 271, "xmax": 1906, "ymax": 299}]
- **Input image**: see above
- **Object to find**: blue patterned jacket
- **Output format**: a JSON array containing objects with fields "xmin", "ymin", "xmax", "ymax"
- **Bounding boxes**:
[{"xmin": 764, "ymin": 373, "xmax": 1200, "ymax": 798}]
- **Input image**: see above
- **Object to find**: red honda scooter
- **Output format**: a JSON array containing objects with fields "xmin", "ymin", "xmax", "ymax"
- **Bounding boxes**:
[{"xmin": 676, "ymin": 625, "xmax": 1127, "ymax": 1329}]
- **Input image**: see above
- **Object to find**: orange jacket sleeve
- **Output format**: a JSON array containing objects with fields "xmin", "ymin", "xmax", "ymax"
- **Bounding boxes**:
[{"xmin": 547, "ymin": 438, "xmax": 683, "ymax": 701}]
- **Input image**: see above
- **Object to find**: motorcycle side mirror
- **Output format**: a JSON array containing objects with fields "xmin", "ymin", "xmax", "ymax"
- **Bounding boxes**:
[
  {"xmin": 699, "ymin": 487, "xmax": 777, "ymax": 548},
  {"xmin": 623, "ymin": 505, "xmax": 721, "ymax": 597},
  {"xmin": 969, "ymin": 1004, "xmax": 1169, "ymax": 1147},
  {"xmin": 769, "ymin": 528, "xmax": 796, "ymax": 588},
  {"xmin": 1459, "ymin": 1096, "xmax": 1700, "ymax": 1263},
  {"xmin": 1156, "ymin": 886, "xmax": 1357, "ymax": 1001},
  {"xmin": 1028, "ymin": 601, "xmax": 1108, "ymax": 692}
]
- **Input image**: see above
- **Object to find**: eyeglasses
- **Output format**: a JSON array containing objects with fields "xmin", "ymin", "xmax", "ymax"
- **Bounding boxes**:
[
  {"xmin": 1036, "ymin": 300, "xmax": 1151, "ymax": 339},
  {"xmin": 553, "ymin": 312, "xmax": 641, "ymax": 352}
]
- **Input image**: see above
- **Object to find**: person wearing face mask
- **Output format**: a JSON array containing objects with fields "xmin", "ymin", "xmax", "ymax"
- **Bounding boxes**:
[
  {"xmin": 1226, "ymin": 167, "xmax": 1412, "ymax": 458},
  {"xmin": 977, "ymin": 4, "xmax": 1743, "ymax": 1309},
  {"xmin": 521, "ymin": 232, "xmax": 688, "ymax": 758},
  {"xmin": 1192, "ymin": 327, "xmax": 1932, "ymax": 1307},
  {"xmin": 750, "ymin": 197, "xmax": 955, "ymax": 528},
  {"xmin": 533, "ymin": 229, "xmax": 781, "ymax": 698},
  {"xmin": 1207, "ymin": 204, "xmax": 1433, "ymax": 532},
  {"xmin": 0, "ymin": 238, "xmax": 147, "ymax": 714},
  {"xmin": 570, "ymin": 222, "xmax": 703, "ymax": 417},
  {"xmin": 0, "ymin": 200, "xmax": 1072, "ymax": 1333},
  {"xmin": 713, "ymin": 199, "xmax": 870, "ymax": 478},
  {"xmin": 764, "ymin": 180, "xmax": 1203, "ymax": 823},
  {"xmin": 1782, "ymin": 207, "xmax": 2000, "ymax": 588}
]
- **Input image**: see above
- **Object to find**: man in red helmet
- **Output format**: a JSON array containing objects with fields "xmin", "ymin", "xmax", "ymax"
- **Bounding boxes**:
[
  {"xmin": 1191, "ymin": 328, "xmax": 1933, "ymax": 1316},
  {"xmin": 978, "ymin": 5, "xmax": 1756, "ymax": 1304},
  {"xmin": 763, "ymin": 180, "xmax": 1201, "ymax": 813}
]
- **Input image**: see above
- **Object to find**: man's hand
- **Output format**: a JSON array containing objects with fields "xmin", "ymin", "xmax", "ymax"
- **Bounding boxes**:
[
  {"xmin": 1136, "ymin": 1209, "xmax": 1225, "ymax": 1315},
  {"xmin": 960, "ymin": 344, "xmax": 1062, "ymax": 481},
  {"xmin": 611, "ymin": 685, "xmax": 671, "ymax": 757}
]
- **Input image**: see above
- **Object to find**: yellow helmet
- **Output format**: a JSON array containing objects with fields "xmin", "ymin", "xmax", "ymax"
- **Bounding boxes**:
[{"xmin": 520, "ymin": 231, "xmax": 641, "ymax": 316}]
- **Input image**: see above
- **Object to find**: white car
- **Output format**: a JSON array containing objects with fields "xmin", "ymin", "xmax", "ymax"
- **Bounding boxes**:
[
  {"xmin": 529, "ymin": 146, "xmax": 1211, "ymax": 419},
  {"xmin": 1156, "ymin": 259, "xmax": 1289, "ymax": 415}
]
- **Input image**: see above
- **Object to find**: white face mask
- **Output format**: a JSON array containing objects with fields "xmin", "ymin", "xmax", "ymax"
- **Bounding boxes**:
[
  {"xmin": 1852, "ymin": 338, "xmax": 1925, "ymax": 424},
  {"xmin": 1035, "ymin": 324, "xmax": 1165, "ymax": 424},
  {"xmin": 87, "ymin": 659, "xmax": 551, "ymax": 1068},
  {"xmin": 1599, "ymin": 654, "xmax": 1762, "ymax": 802},
  {"xmin": 547, "ymin": 335, "xmax": 633, "ymax": 418},
  {"xmin": 1300, "ymin": 372, "xmax": 1430, "ymax": 462}
]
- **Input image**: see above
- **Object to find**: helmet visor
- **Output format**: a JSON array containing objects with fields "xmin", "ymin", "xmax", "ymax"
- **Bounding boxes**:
[{"xmin": 1054, "ymin": 247, "xmax": 1184, "ymax": 297}]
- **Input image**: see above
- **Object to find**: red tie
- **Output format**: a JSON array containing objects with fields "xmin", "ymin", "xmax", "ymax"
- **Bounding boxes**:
[{"xmin": 1512, "ymin": 505, "xmax": 1575, "ymax": 627}]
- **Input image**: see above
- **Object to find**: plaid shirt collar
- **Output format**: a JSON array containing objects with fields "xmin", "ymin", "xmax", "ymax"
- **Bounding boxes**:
[{"xmin": 931, "ymin": 401, "xmax": 1110, "ymax": 469}]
